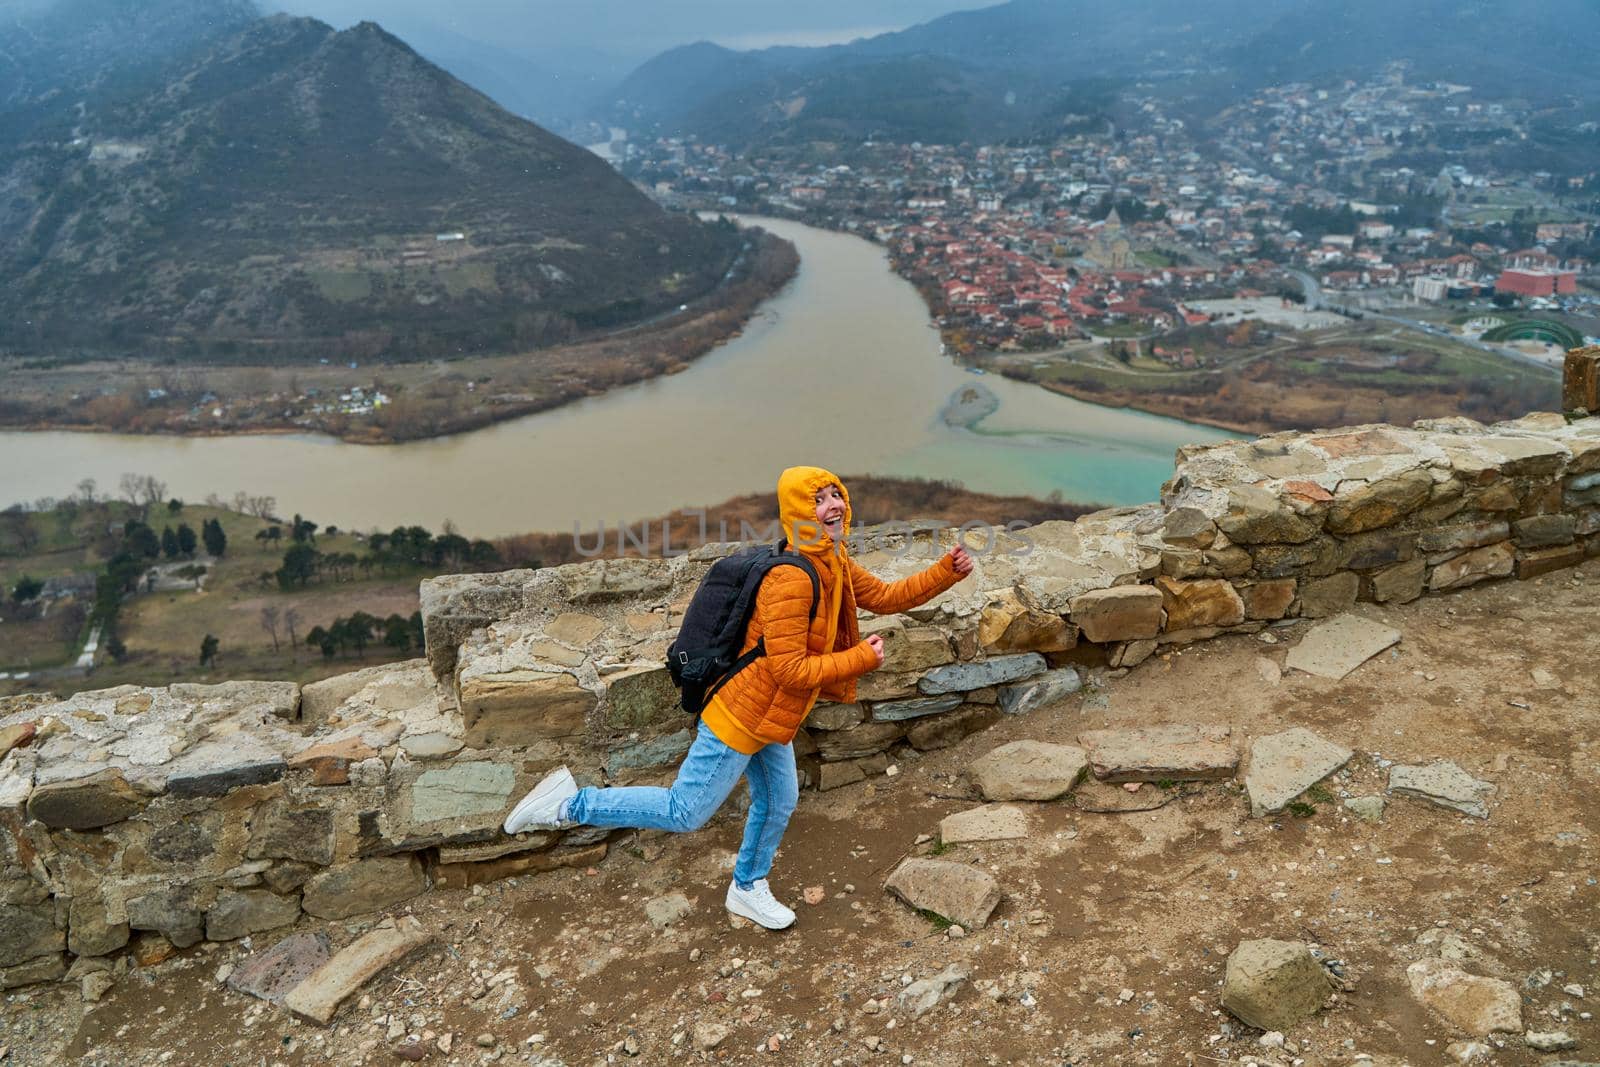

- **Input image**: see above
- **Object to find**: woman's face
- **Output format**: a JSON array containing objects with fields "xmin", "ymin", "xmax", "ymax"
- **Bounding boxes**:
[{"xmin": 813, "ymin": 483, "xmax": 846, "ymax": 539}]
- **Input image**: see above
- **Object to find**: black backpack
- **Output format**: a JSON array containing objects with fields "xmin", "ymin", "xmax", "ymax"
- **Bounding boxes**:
[{"xmin": 666, "ymin": 540, "xmax": 820, "ymax": 715}]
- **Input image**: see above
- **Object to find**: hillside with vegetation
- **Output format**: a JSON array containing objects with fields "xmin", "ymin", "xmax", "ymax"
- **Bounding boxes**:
[
  {"xmin": 0, "ymin": 4, "xmax": 744, "ymax": 364},
  {"xmin": 609, "ymin": 0, "xmax": 1600, "ymax": 147}
]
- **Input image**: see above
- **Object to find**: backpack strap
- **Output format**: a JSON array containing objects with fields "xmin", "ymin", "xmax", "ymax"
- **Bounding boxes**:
[{"xmin": 700, "ymin": 543, "xmax": 820, "ymax": 709}]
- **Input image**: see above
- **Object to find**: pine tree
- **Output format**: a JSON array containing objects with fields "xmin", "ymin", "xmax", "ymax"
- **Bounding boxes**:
[{"xmin": 202, "ymin": 518, "xmax": 227, "ymax": 558}]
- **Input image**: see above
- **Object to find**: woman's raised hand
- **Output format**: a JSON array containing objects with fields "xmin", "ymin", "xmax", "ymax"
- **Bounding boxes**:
[
  {"xmin": 948, "ymin": 544, "xmax": 974, "ymax": 576},
  {"xmin": 864, "ymin": 633, "xmax": 886, "ymax": 669}
]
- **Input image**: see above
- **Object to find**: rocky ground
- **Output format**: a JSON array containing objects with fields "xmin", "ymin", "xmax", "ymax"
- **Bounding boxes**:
[{"xmin": 4, "ymin": 560, "xmax": 1598, "ymax": 1067}]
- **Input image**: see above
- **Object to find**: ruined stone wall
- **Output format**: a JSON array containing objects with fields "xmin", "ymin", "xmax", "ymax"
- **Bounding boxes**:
[{"xmin": 2, "ymin": 410, "xmax": 1597, "ymax": 989}]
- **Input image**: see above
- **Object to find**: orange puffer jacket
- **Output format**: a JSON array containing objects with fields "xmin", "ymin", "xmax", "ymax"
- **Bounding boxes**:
[{"xmin": 701, "ymin": 465, "xmax": 965, "ymax": 750}]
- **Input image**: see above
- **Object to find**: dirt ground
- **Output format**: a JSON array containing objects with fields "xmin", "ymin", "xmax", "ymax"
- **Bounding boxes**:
[{"xmin": 5, "ymin": 560, "xmax": 1598, "ymax": 1066}]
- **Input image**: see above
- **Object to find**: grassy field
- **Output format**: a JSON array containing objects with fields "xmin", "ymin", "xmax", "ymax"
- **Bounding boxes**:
[
  {"xmin": 993, "ymin": 319, "xmax": 1559, "ymax": 433},
  {"xmin": 1, "ymin": 502, "xmax": 435, "ymax": 694}
]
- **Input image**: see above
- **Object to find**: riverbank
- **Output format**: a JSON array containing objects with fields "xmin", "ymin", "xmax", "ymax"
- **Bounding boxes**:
[{"xmin": 0, "ymin": 229, "xmax": 798, "ymax": 445}]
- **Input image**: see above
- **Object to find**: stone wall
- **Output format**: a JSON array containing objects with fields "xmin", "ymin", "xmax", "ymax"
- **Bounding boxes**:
[{"xmin": 2, "ymin": 410, "xmax": 1597, "ymax": 989}]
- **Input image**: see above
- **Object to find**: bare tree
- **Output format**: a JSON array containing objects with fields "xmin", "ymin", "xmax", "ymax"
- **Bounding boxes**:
[
  {"xmin": 119, "ymin": 472, "xmax": 144, "ymax": 505},
  {"xmin": 283, "ymin": 607, "xmax": 301, "ymax": 662},
  {"xmin": 247, "ymin": 495, "xmax": 278, "ymax": 520},
  {"xmin": 259, "ymin": 605, "xmax": 281, "ymax": 653},
  {"xmin": 76, "ymin": 478, "xmax": 98, "ymax": 504},
  {"xmin": 137, "ymin": 475, "xmax": 169, "ymax": 507}
]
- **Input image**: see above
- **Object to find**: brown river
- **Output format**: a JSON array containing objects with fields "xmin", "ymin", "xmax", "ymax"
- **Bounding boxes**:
[{"xmin": 0, "ymin": 218, "xmax": 1231, "ymax": 536}]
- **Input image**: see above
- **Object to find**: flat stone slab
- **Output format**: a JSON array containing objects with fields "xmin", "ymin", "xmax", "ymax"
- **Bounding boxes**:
[
  {"xmin": 226, "ymin": 932, "xmax": 331, "ymax": 1005},
  {"xmin": 918, "ymin": 654, "xmax": 1046, "ymax": 696},
  {"xmin": 1245, "ymin": 728, "xmax": 1353, "ymax": 817},
  {"xmin": 884, "ymin": 858, "xmax": 1002, "ymax": 929},
  {"xmin": 938, "ymin": 804, "xmax": 1030, "ymax": 844},
  {"xmin": 284, "ymin": 916, "xmax": 432, "ymax": 1025},
  {"xmin": 1388, "ymin": 761, "xmax": 1495, "ymax": 818},
  {"xmin": 1406, "ymin": 958, "xmax": 1522, "ymax": 1035},
  {"xmin": 1283, "ymin": 614, "xmax": 1401, "ymax": 680},
  {"xmin": 968, "ymin": 740, "xmax": 1088, "ymax": 802},
  {"xmin": 1077, "ymin": 724, "xmax": 1238, "ymax": 782}
]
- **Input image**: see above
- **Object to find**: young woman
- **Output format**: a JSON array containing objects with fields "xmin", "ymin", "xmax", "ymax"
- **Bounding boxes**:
[{"xmin": 502, "ymin": 465, "xmax": 973, "ymax": 929}]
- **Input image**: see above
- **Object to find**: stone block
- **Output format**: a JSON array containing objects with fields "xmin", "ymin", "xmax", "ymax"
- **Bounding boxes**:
[
  {"xmin": 127, "ymin": 887, "xmax": 205, "ymax": 948},
  {"xmin": 1563, "ymin": 345, "xmax": 1599, "ymax": 412},
  {"xmin": 806, "ymin": 702, "xmax": 865, "ymax": 731},
  {"xmin": 284, "ymin": 916, "xmax": 432, "ymax": 1025},
  {"xmin": 1388, "ymin": 761, "xmax": 1495, "ymax": 818},
  {"xmin": 288, "ymin": 737, "xmax": 378, "ymax": 786},
  {"xmin": 1240, "ymin": 580, "xmax": 1296, "ymax": 620},
  {"xmin": 854, "ymin": 669, "xmax": 921, "ymax": 701},
  {"xmin": 812, "ymin": 721, "xmax": 908, "ymax": 762},
  {"xmin": 918, "ymin": 653, "xmax": 1046, "ymax": 695},
  {"xmin": 1335, "ymin": 531, "xmax": 1415, "ymax": 571},
  {"xmin": 1297, "ymin": 571, "xmax": 1358, "ymax": 618},
  {"xmin": 168, "ymin": 680, "xmax": 300, "ymax": 720},
  {"xmin": 1407, "ymin": 958, "xmax": 1522, "ymax": 1036},
  {"xmin": 1162, "ymin": 506, "xmax": 1217, "ymax": 548},
  {"xmin": 248, "ymin": 807, "xmax": 336, "ymax": 866},
  {"xmin": 1204, "ymin": 544, "xmax": 1254, "ymax": 578},
  {"xmin": 1429, "ymin": 542, "xmax": 1515, "ymax": 591},
  {"xmin": 1217, "ymin": 485, "xmax": 1321, "ymax": 544},
  {"xmin": 880, "ymin": 624, "xmax": 958, "ymax": 672},
  {"xmin": 205, "ymin": 889, "xmax": 302, "ymax": 942},
  {"xmin": 1221, "ymin": 939, "xmax": 1332, "ymax": 1031},
  {"xmin": 1244, "ymin": 728, "xmax": 1353, "ymax": 817},
  {"xmin": 884, "ymin": 858, "xmax": 1002, "ymax": 929},
  {"xmin": 0, "ymin": 902, "xmax": 65, "ymax": 968},
  {"xmin": 228, "ymin": 931, "xmax": 332, "ymax": 1005},
  {"xmin": 432, "ymin": 841, "xmax": 606, "ymax": 888},
  {"xmin": 25, "ymin": 768, "xmax": 148, "ymax": 830},
  {"xmin": 543, "ymin": 611, "xmax": 606, "ymax": 647},
  {"xmin": 458, "ymin": 670, "xmax": 596, "ymax": 747},
  {"xmin": 1078, "ymin": 724, "xmax": 1237, "ymax": 782},
  {"xmin": 408, "ymin": 762, "xmax": 516, "ymax": 825},
  {"xmin": 977, "ymin": 589, "xmax": 1076, "ymax": 654},
  {"xmin": 166, "ymin": 740, "xmax": 287, "ymax": 799},
  {"xmin": 559, "ymin": 557, "xmax": 672, "ymax": 602},
  {"xmin": 606, "ymin": 730, "xmax": 693, "ymax": 775},
  {"xmin": 1249, "ymin": 540, "xmax": 1327, "ymax": 579},
  {"xmin": 1368, "ymin": 559, "xmax": 1426, "ymax": 604},
  {"xmin": 938, "ymin": 804, "xmax": 1029, "ymax": 844},
  {"xmin": 1517, "ymin": 544, "xmax": 1585, "ymax": 579},
  {"xmin": 1, "ymin": 953, "xmax": 66, "ymax": 990},
  {"xmin": 67, "ymin": 893, "xmax": 129, "ymax": 958},
  {"xmin": 906, "ymin": 705, "xmax": 1001, "ymax": 751},
  {"xmin": 996, "ymin": 667, "xmax": 1081, "ymax": 716},
  {"xmin": 1512, "ymin": 513, "xmax": 1576, "ymax": 548},
  {"xmin": 1155, "ymin": 577, "xmax": 1245, "ymax": 630},
  {"xmin": 1068, "ymin": 586, "xmax": 1164, "ymax": 643},
  {"xmin": 302, "ymin": 855, "xmax": 428, "ymax": 920},
  {"xmin": 969, "ymin": 740, "xmax": 1088, "ymax": 801},
  {"xmin": 1326, "ymin": 469, "xmax": 1432, "ymax": 534},
  {"xmin": 869, "ymin": 694, "xmax": 963, "ymax": 722},
  {"xmin": 816, "ymin": 761, "xmax": 866, "ymax": 792},
  {"xmin": 605, "ymin": 665, "xmax": 680, "ymax": 729}
]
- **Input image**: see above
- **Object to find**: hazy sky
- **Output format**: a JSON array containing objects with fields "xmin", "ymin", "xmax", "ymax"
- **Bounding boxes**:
[{"xmin": 257, "ymin": 0, "xmax": 984, "ymax": 59}]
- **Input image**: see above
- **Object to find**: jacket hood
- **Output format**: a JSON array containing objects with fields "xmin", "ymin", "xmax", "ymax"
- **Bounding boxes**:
[{"xmin": 777, "ymin": 465, "xmax": 850, "ymax": 557}]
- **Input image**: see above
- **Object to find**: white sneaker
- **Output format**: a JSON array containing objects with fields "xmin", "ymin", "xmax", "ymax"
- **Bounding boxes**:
[
  {"xmin": 503, "ymin": 766, "xmax": 579, "ymax": 834},
  {"xmin": 725, "ymin": 879, "xmax": 796, "ymax": 930}
]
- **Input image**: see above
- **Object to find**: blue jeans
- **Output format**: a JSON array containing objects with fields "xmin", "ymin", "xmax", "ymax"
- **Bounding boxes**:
[{"xmin": 565, "ymin": 719, "xmax": 799, "ymax": 889}]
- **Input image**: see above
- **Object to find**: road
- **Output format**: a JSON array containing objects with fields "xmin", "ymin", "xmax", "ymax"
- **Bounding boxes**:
[{"xmin": 1286, "ymin": 270, "xmax": 1560, "ymax": 374}]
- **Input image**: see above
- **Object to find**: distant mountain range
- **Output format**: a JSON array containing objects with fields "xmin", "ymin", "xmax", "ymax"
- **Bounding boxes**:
[
  {"xmin": 609, "ymin": 0, "xmax": 1600, "ymax": 145},
  {"xmin": 0, "ymin": 0, "xmax": 742, "ymax": 363}
]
